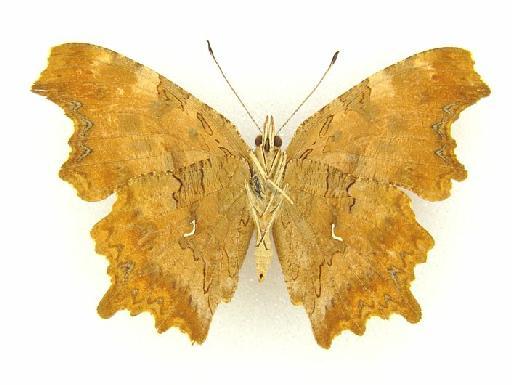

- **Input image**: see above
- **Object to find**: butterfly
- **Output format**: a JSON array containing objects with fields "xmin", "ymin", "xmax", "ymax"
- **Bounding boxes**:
[{"xmin": 32, "ymin": 43, "xmax": 489, "ymax": 348}]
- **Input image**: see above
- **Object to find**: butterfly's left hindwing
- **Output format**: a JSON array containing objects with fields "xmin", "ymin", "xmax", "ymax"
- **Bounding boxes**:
[
  {"xmin": 92, "ymin": 156, "xmax": 253, "ymax": 343},
  {"xmin": 32, "ymin": 44, "xmax": 254, "ymax": 343},
  {"xmin": 276, "ymin": 47, "xmax": 489, "ymax": 348}
]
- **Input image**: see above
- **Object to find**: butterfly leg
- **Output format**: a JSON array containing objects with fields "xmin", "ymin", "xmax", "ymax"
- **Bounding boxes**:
[
  {"xmin": 265, "ymin": 151, "xmax": 294, "ymax": 205},
  {"xmin": 245, "ymin": 182, "xmax": 263, "ymax": 240},
  {"xmin": 247, "ymin": 147, "xmax": 295, "ymax": 281}
]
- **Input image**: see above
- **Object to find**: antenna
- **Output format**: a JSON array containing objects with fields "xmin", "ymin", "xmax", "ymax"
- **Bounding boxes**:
[
  {"xmin": 207, "ymin": 40, "xmax": 262, "ymax": 132},
  {"xmin": 276, "ymin": 50, "xmax": 340, "ymax": 134}
]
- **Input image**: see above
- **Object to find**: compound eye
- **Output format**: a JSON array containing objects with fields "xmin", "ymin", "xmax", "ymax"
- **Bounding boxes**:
[
  {"xmin": 274, "ymin": 136, "xmax": 283, "ymax": 148},
  {"xmin": 255, "ymin": 135, "xmax": 262, "ymax": 146}
]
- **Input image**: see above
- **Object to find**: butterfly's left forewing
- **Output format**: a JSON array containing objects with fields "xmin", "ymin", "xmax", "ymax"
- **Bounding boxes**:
[
  {"xmin": 32, "ymin": 43, "xmax": 251, "ymax": 201},
  {"xmin": 275, "ymin": 47, "xmax": 489, "ymax": 348},
  {"xmin": 32, "ymin": 43, "xmax": 254, "ymax": 343}
]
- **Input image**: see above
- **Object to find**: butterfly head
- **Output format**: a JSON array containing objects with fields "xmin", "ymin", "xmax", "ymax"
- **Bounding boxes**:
[{"xmin": 255, "ymin": 115, "xmax": 283, "ymax": 152}]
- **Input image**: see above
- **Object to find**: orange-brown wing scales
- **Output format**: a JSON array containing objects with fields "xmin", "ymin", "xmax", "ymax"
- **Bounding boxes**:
[
  {"xmin": 286, "ymin": 48, "xmax": 490, "ymax": 201},
  {"xmin": 273, "ymin": 160, "xmax": 433, "ymax": 348},
  {"xmin": 32, "ymin": 43, "xmax": 250, "ymax": 201},
  {"xmin": 91, "ymin": 156, "xmax": 253, "ymax": 343}
]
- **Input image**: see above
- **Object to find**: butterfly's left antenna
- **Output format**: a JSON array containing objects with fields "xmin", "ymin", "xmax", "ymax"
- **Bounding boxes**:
[
  {"xmin": 276, "ymin": 50, "xmax": 340, "ymax": 134},
  {"xmin": 207, "ymin": 40, "xmax": 262, "ymax": 133}
]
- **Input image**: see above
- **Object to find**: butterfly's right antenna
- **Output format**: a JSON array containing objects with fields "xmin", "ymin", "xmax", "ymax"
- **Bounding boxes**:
[
  {"xmin": 207, "ymin": 40, "xmax": 262, "ymax": 133},
  {"xmin": 276, "ymin": 50, "xmax": 340, "ymax": 134}
]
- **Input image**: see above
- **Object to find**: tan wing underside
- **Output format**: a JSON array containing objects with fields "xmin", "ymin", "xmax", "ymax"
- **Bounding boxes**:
[
  {"xmin": 32, "ymin": 44, "xmax": 255, "ymax": 342},
  {"xmin": 276, "ymin": 48, "xmax": 489, "ymax": 347},
  {"xmin": 286, "ymin": 47, "xmax": 490, "ymax": 201},
  {"xmin": 32, "ymin": 43, "xmax": 251, "ymax": 201},
  {"xmin": 92, "ymin": 156, "xmax": 254, "ymax": 343},
  {"xmin": 273, "ymin": 159, "xmax": 433, "ymax": 348}
]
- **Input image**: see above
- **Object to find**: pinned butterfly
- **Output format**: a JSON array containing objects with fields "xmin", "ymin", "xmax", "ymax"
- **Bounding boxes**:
[{"xmin": 32, "ymin": 42, "xmax": 489, "ymax": 348}]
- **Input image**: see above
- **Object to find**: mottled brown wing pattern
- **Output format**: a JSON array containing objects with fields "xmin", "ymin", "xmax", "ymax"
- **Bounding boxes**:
[
  {"xmin": 92, "ymin": 156, "xmax": 253, "ymax": 343},
  {"xmin": 32, "ymin": 43, "xmax": 250, "ymax": 201},
  {"xmin": 32, "ymin": 43, "xmax": 254, "ymax": 343},
  {"xmin": 276, "ymin": 48, "xmax": 489, "ymax": 347},
  {"xmin": 274, "ymin": 160, "xmax": 433, "ymax": 348},
  {"xmin": 286, "ymin": 48, "xmax": 490, "ymax": 201},
  {"xmin": 33, "ymin": 43, "xmax": 490, "ymax": 348}
]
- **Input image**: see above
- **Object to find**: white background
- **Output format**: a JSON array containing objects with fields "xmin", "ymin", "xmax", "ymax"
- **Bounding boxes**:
[{"xmin": 1, "ymin": 1, "xmax": 510, "ymax": 384}]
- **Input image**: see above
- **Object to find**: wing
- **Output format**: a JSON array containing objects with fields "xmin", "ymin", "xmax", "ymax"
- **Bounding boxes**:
[
  {"xmin": 273, "ymin": 160, "xmax": 433, "ymax": 348},
  {"xmin": 32, "ymin": 43, "xmax": 254, "ymax": 342},
  {"xmin": 286, "ymin": 47, "xmax": 490, "ymax": 201},
  {"xmin": 92, "ymin": 156, "xmax": 253, "ymax": 343},
  {"xmin": 275, "ymin": 48, "xmax": 489, "ymax": 347},
  {"xmin": 32, "ymin": 43, "xmax": 251, "ymax": 201}
]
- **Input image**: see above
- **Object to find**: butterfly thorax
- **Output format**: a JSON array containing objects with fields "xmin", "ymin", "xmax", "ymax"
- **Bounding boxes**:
[{"xmin": 246, "ymin": 116, "xmax": 292, "ymax": 282}]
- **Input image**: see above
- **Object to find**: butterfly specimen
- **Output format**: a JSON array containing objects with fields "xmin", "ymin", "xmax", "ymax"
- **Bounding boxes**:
[{"xmin": 32, "ymin": 43, "xmax": 489, "ymax": 348}]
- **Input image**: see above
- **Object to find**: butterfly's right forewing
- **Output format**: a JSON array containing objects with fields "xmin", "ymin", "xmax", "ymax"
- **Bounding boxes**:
[{"xmin": 286, "ymin": 48, "xmax": 490, "ymax": 201}]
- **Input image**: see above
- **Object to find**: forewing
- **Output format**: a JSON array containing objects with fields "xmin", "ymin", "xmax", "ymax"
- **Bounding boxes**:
[
  {"xmin": 32, "ymin": 43, "xmax": 251, "ymax": 201},
  {"xmin": 92, "ymin": 155, "xmax": 253, "ymax": 343},
  {"xmin": 286, "ymin": 47, "xmax": 490, "ymax": 201},
  {"xmin": 273, "ymin": 160, "xmax": 433, "ymax": 348}
]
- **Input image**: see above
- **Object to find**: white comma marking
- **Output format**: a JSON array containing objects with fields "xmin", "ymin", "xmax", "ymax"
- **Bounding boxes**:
[
  {"xmin": 183, "ymin": 219, "xmax": 196, "ymax": 238},
  {"xmin": 331, "ymin": 223, "xmax": 343, "ymax": 242}
]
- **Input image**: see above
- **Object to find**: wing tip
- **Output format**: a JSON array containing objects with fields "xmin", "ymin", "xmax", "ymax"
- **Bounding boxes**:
[
  {"xmin": 466, "ymin": 50, "xmax": 491, "ymax": 99},
  {"xmin": 30, "ymin": 79, "xmax": 46, "ymax": 95}
]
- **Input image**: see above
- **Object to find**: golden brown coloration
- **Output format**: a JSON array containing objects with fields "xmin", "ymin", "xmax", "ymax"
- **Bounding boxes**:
[
  {"xmin": 32, "ymin": 44, "xmax": 489, "ymax": 348},
  {"xmin": 32, "ymin": 44, "xmax": 251, "ymax": 202},
  {"xmin": 286, "ymin": 48, "xmax": 489, "ymax": 201},
  {"xmin": 92, "ymin": 156, "xmax": 253, "ymax": 342},
  {"xmin": 32, "ymin": 43, "xmax": 253, "ymax": 343},
  {"xmin": 274, "ymin": 160, "xmax": 433, "ymax": 347},
  {"xmin": 275, "ymin": 48, "xmax": 489, "ymax": 347}
]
